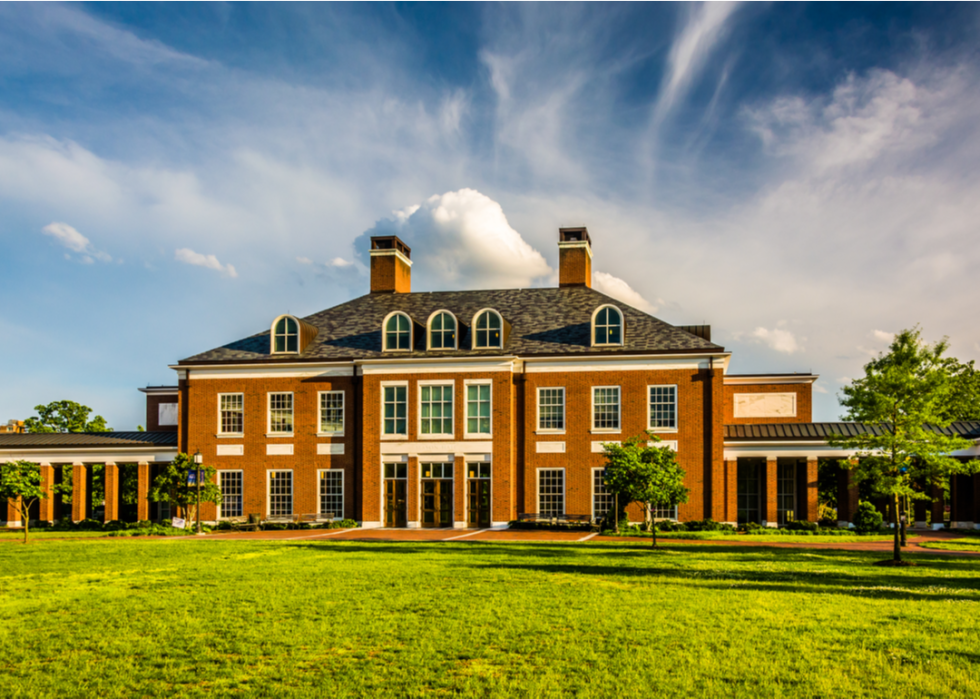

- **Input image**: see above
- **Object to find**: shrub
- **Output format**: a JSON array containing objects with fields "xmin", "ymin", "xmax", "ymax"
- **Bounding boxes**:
[
  {"xmin": 783, "ymin": 520, "xmax": 819, "ymax": 532},
  {"xmin": 335, "ymin": 518, "xmax": 359, "ymax": 529},
  {"xmin": 654, "ymin": 520, "xmax": 686, "ymax": 532},
  {"xmin": 685, "ymin": 519, "xmax": 735, "ymax": 532},
  {"xmin": 852, "ymin": 501, "xmax": 884, "ymax": 534}
]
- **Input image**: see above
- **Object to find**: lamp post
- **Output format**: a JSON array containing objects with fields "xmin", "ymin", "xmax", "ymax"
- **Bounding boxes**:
[{"xmin": 193, "ymin": 450, "xmax": 203, "ymax": 535}]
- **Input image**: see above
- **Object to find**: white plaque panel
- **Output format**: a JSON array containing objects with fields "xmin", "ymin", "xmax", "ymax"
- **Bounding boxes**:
[
  {"xmin": 733, "ymin": 393, "xmax": 797, "ymax": 418},
  {"xmin": 536, "ymin": 442, "xmax": 565, "ymax": 453},
  {"xmin": 158, "ymin": 403, "xmax": 178, "ymax": 426},
  {"xmin": 216, "ymin": 445, "xmax": 243, "ymax": 456},
  {"xmin": 317, "ymin": 444, "xmax": 345, "ymax": 455},
  {"xmin": 266, "ymin": 444, "xmax": 294, "ymax": 456}
]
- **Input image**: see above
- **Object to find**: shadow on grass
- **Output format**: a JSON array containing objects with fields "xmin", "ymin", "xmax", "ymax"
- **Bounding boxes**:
[{"xmin": 289, "ymin": 541, "xmax": 980, "ymax": 602}]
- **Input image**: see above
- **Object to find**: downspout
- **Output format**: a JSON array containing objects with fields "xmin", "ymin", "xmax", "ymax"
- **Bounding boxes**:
[{"xmin": 353, "ymin": 361, "xmax": 362, "ymax": 523}]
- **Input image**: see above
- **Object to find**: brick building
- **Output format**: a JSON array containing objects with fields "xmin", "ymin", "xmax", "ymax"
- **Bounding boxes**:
[{"xmin": 3, "ymin": 227, "xmax": 979, "ymax": 528}]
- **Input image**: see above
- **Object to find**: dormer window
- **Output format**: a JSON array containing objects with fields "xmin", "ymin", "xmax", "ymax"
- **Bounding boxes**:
[
  {"xmin": 384, "ymin": 312, "xmax": 412, "ymax": 351},
  {"xmin": 272, "ymin": 315, "xmax": 299, "ymax": 353},
  {"xmin": 592, "ymin": 305, "xmax": 624, "ymax": 346},
  {"xmin": 472, "ymin": 309, "xmax": 503, "ymax": 349},
  {"xmin": 428, "ymin": 311, "xmax": 457, "ymax": 350}
]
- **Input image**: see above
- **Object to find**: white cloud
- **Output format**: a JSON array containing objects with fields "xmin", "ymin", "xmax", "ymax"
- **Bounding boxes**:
[
  {"xmin": 593, "ymin": 271, "xmax": 659, "ymax": 314},
  {"xmin": 357, "ymin": 188, "xmax": 552, "ymax": 290},
  {"xmin": 872, "ymin": 329, "xmax": 894, "ymax": 343},
  {"xmin": 296, "ymin": 256, "xmax": 313, "ymax": 265},
  {"xmin": 40, "ymin": 221, "xmax": 111, "ymax": 262},
  {"xmin": 736, "ymin": 327, "xmax": 803, "ymax": 354},
  {"xmin": 174, "ymin": 248, "xmax": 237, "ymax": 278},
  {"xmin": 813, "ymin": 382, "xmax": 829, "ymax": 394}
]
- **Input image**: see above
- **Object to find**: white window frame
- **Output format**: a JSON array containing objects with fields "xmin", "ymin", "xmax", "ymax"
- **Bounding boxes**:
[
  {"xmin": 317, "ymin": 469, "xmax": 344, "ymax": 520},
  {"xmin": 266, "ymin": 392, "xmax": 294, "ymax": 437},
  {"xmin": 464, "ymin": 379, "xmax": 492, "ymax": 438},
  {"xmin": 591, "ymin": 385, "xmax": 621, "ymax": 433},
  {"xmin": 426, "ymin": 310, "xmax": 459, "ymax": 351},
  {"xmin": 537, "ymin": 467, "xmax": 566, "ymax": 517},
  {"xmin": 380, "ymin": 381, "xmax": 409, "ymax": 440},
  {"xmin": 536, "ymin": 387, "xmax": 566, "ymax": 434},
  {"xmin": 591, "ymin": 304, "xmax": 624, "ymax": 347},
  {"xmin": 382, "ymin": 311, "xmax": 413, "ymax": 352},
  {"xmin": 647, "ymin": 384, "xmax": 678, "ymax": 432},
  {"xmin": 217, "ymin": 469, "xmax": 244, "ymax": 519},
  {"xmin": 418, "ymin": 379, "xmax": 455, "ymax": 439},
  {"xmin": 217, "ymin": 392, "xmax": 244, "ymax": 437},
  {"xmin": 267, "ymin": 469, "xmax": 293, "ymax": 517},
  {"xmin": 652, "ymin": 504, "xmax": 679, "ymax": 521},
  {"xmin": 271, "ymin": 314, "xmax": 300, "ymax": 354},
  {"xmin": 470, "ymin": 308, "xmax": 504, "ymax": 350},
  {"xmin": 317, "ymin": 390, "xmax": 345, "ymax": 437},
  {"xmin": 591, "ymin": 467, "xmax": 614, "ymax": 521}
]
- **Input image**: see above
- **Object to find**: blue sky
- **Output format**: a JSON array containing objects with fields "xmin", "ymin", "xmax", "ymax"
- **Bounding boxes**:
[{"xmin": 2, "ymin": 2, "xmax": 979, "ymax": 429}]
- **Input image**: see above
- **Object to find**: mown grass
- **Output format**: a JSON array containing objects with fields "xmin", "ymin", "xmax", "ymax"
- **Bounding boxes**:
[
  {"xmin": 649, "ymin": 531, "xmax": 896, "ymax": 543},
  {"xmin": 1, "ymin": 539, "xmax": 979, "ymax": 698},
  {"xmin": 0, "ymin": 530, "xmax": 110, "ymax": 539},
  {"xmin": 920, "ymin": 540, "xmax": 980, "ymax": 552}
]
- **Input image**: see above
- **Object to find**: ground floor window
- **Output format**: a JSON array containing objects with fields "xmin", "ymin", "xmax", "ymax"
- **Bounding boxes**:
[
  {"xmin": 777, "ymin": 461, "xmax": 797, "ymax": 524},
  {"xmin": 737, "ymin": 460, "xmax": 761, "ymax": 524},
  {"xmin": 593, "ymin": 468, "xmax": 613, "ymax": 520},
  {"xmin": 218, "ymin": 471, "xmax": 243, "ymax": 519},
  {"xmin": 538, "ymin": 469, "xmax": 564, "ymax": 517},
  {"xmin": 268, "ymin": 470, "xmax": 293, "ymax": 517},
  {"xmin": 652, "ymin": 504, "xmax": 678, "ymax": 520},
  {"xmin": 319, "ymin": 470, "xmax": 343, "ymax": 519}
]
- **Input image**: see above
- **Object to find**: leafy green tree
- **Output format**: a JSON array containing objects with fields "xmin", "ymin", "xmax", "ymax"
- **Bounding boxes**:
[
  {"xmin": 148, "ymin": 453, "xmax": 221, "ymax": 527},
  {"xmin": 830, "ymin": 327, "xmax": 980, "ymax": 563},
  {"xmin": 601, "ymin": 432, "xmax": 689, "ymax": 547},
  {"xmin": 24, "ymin": 400, "xmax": 112, "ymax": 433},
  {"xmin": 941, "ymin": 358, "xmax": 980, "ymax": 422},
  {"xmin": 0, "ymin": 460, "xmax": 67, "ymax": 544}
]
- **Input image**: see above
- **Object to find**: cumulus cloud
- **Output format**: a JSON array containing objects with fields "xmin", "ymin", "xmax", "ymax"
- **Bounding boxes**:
[
  {"xmin": 872, "ymin": 329, "xmax": 895, "ymax": 343},
  {"xmin": 40, "ymin": 221, "xmax": 112, "ymax": 263},
  {"xmin": 356, "ymin": 188, "xmax": 552, "ymax": 290},
  {"xmin": 735, "ymin": 327, "xmax": 803, "ymax": 354},
  {"xmin": 174, "ymin": 248, "xmax": 237, "ymax": 278},
  {"xmin": 593, "ymin": 271, "xmax": 659, "ymax": 314}
]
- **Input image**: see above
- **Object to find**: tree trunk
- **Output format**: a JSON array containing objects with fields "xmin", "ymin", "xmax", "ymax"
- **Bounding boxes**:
[
  {"xmin": 899, "ymin": 497, "xmax": 907, "ymax": 547},
  {"xmin": 651, "ymin": 521, "xmax": 658, "ymax": 548},
  {"xmin": 20, "ymin": 503, "xmax": 30, "ymax": 545},
  {"xmin": 892, "ymin": 493, "xmax": 902, "ymax": 563}
]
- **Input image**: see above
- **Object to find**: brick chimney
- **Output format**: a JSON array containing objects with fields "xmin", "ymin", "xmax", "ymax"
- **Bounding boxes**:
[
  {"xmin": 370, "ymin": 235, "xmax": 412, "ymax": 293},
  {"xmin": 558, "ymin": 227, "xmax": 592, "ymax": 288}
]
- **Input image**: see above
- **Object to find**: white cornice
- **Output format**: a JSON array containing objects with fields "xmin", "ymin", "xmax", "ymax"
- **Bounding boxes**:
[
  {"xmin": 558, "ymin": 240, "xmax": 593, "ymax": 259},
  {"xmin": 524, "ymin": 352, "xmax": 731, "ymax": 373},
  {"xmin": 172, "ymin": 362, "xmax": 355, "ymax": 380},
  {"xmin": 369, "ymin": 248, "xmax": 413, "ymax": 267},
  {"xmin": 725, "ymin": 375, "xmax": 819, "ymax": 385},
  {"xmin": 359, "ymin": 357, "xmax": 517, "ymax": 375}
]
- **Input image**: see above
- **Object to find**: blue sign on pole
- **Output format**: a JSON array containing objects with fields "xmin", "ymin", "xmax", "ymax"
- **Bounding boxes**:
[{"xmin": 187, "ymin": 470, "xmax": 197, "ymax": 485}]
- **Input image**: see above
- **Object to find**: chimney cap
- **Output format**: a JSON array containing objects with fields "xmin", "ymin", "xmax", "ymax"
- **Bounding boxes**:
[
  {"xmin": 559, "ymin": 227, "xmax": 591, "ymax": 246},
  {"xmin": 370, "ymin": 235, "xmax": 411, "ymax": 258}
]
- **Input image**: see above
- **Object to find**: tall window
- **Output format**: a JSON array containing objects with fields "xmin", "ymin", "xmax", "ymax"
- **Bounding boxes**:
[
  {"xmin": 737, "ymin": 461, "xmax": 761, "ymax": 525},
  {"xmin": 777, "ymin": 462, "xmax": 797, "ymax": 524},
  {"xmin": 420, "ymin": 384, "xmax": 453, "ymax": 436},
  {"xmin": 466, "ymin": 383, "xmax": 491, "ymax": 435},
  {"xmin": 385, "ymin": 313, "xmax": 411, "ymax": 351},
  {"xmin": 649, "ymin": 385, "xmax": 677, "ymax": 430},
  {"xmin": 268, "ymin": 393, "xmax": 293, "ymax": 434},
  {"xmin": 218, "ymin": 471, "xmax": 243, "ymax": 519},
  {"xmin": 319, "ymin": 391, "xmax": 344, "ymax": 434},
  {"xmin": 383, "ymin": 386, "xmax": 407, "ymax": 435},
  {"xmin": 653, "ymin": 504, "xmax": 678, "ymax": 520},
  {"xmin": 538, "ymin": 388, "xmax": 565, "ymax": 431},
  {"xmin": 593, "ymin": 469, "xmax": 613, "ymax": 521},
  {"xmin": 268, "ymin": 471, "xmax": 293, "ymax": 517},
  {"xmin": 429, "ymin": 311, "xmax": 456, "ymax": 349},
  {"xmin": 273, "ymin": 316, "xmax": 299, "ymax": 353},
  {"xmin": 593, "ymin": 306, "xmax": 623, "ymax": 345},
  {"xmin": 592, "ymin": 387, "xmax": 621, "ymax": 430},
  {"xmin": 538, "ymin": 469, "xmax": 565, "ymax": 517},
  {"xmin": 319, "ymin": 470, "xmax": 343, "ymax": 519},
  {"xmin": 219, "ymin": 393, "xmax": 244, "ymax": 434},
  {"xmin": 473, "ymin": 310, "xmax": 502, "ymax": 349}
]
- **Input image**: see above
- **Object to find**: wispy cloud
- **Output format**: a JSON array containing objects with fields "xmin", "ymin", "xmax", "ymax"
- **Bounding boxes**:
[
  {"xmin": 175, "ymin": 248, "xmax": 237, "ymax": 278},
  {"xmin": 593, "ymin": 272, "xmax": 659, "ymax": 314},
  {"xmin": 40, "ymin": 222, "xmax": 112, "ymax": 263},
  {"xmin": 735, "ymin": 327, "xmax": 804, "ymax": 354}
]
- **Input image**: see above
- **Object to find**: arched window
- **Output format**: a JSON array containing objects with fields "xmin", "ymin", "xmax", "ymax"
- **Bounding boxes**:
[
  {"xmin": 428, "ymin": 311, "xmax": 457, "ymax": 350},
  {"xmin": 272, "ymin": 315, "xmax": 299, "ymax": 353},
  {"xmin": 384, "ymin": 312, "xmax": 412, "ymax": 351},
  {"xmin": 592, "ymin": 305, "xmax": 623, "ymax": 346},
  {"xmin": 472, "ymin": 309, "xmax": 503, "ymax": 349}
]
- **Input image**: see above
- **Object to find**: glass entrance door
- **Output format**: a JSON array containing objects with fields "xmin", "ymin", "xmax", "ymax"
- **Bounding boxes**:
[
  {"xmin": 384, "ymin": 462, "xmax": 407, "ymax": 528},
  {"xmin": 467, "ymin": 462, "xmax": 492, "ymax": 528},
  {"xmin": 737, "ymin": 460, "xmax": 762, "ymax": 525},
  {"xmin": 421, "ymin": 462, "xmax": 453, "ymax": 528}
]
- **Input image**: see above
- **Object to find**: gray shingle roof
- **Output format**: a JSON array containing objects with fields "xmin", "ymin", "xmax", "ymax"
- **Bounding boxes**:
[
  {"xmin": 180, "ymin": 286, "xmax": 723, "ymax": 364},
  {"xmin": 724, "ymin": 422, "xmax": 980, "ymax": 441},
  {"xmin": 0, "ymin": 432, "xmax": 179, "ymax": 449}
]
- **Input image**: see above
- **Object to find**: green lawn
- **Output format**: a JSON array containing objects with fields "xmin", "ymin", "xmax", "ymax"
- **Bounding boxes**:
[
  {"xmin": 649, "ymin": 531, "xmax": 896, "ymax": 543},
  {"xmin": 920, "ymin": 540, "xmax": 980, "ymax": 552},
  {"xmin": 2, "ymin": 539, "xmax": 979, "ymax": 698},
  {"xmin": 0, "ymin": 530, "xmax": 110, "ymax": 539}
]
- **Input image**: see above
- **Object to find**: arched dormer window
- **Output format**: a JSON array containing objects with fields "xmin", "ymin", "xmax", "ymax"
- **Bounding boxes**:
[
  {"xmin": 272, "ymin": 315, "xmax": 299, "ymax": 353},
  {"xmin": 592, "ymin": 305, "xmax": 624, "ymax": 346},
  {"xmin": 428, "ymin": 311, "xmax": 457, "ymax": 350},
  {"xmin": 472, "ymin": 309, "xmax": 503, "ymax": 349},
  {"xmin": 383, "ymin": 312, "xmax": 412, "ymax": 351}
]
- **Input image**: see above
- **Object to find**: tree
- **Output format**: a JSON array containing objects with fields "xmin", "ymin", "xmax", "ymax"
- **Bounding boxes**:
[
  {"xmin": 601, "ymin": 432, "xmax": 689, "ymax": 548},
  {"xmin": 0, "ymin": 460, "xmax": 66, "ymax": 544},
  {"xmin": 941, "ymin": 358, "xmax": 980, "ymax": 422},
  {"xmin": 148, "ymin": 453, "xmax": 221, "ymax": 526},
  {"xmin": 830, "ymin": 327, "xmax": 980, "ymax": 564},
  {"xmin": 24, "ymin": 400, "xmax": 112, "ymax": 433}
]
